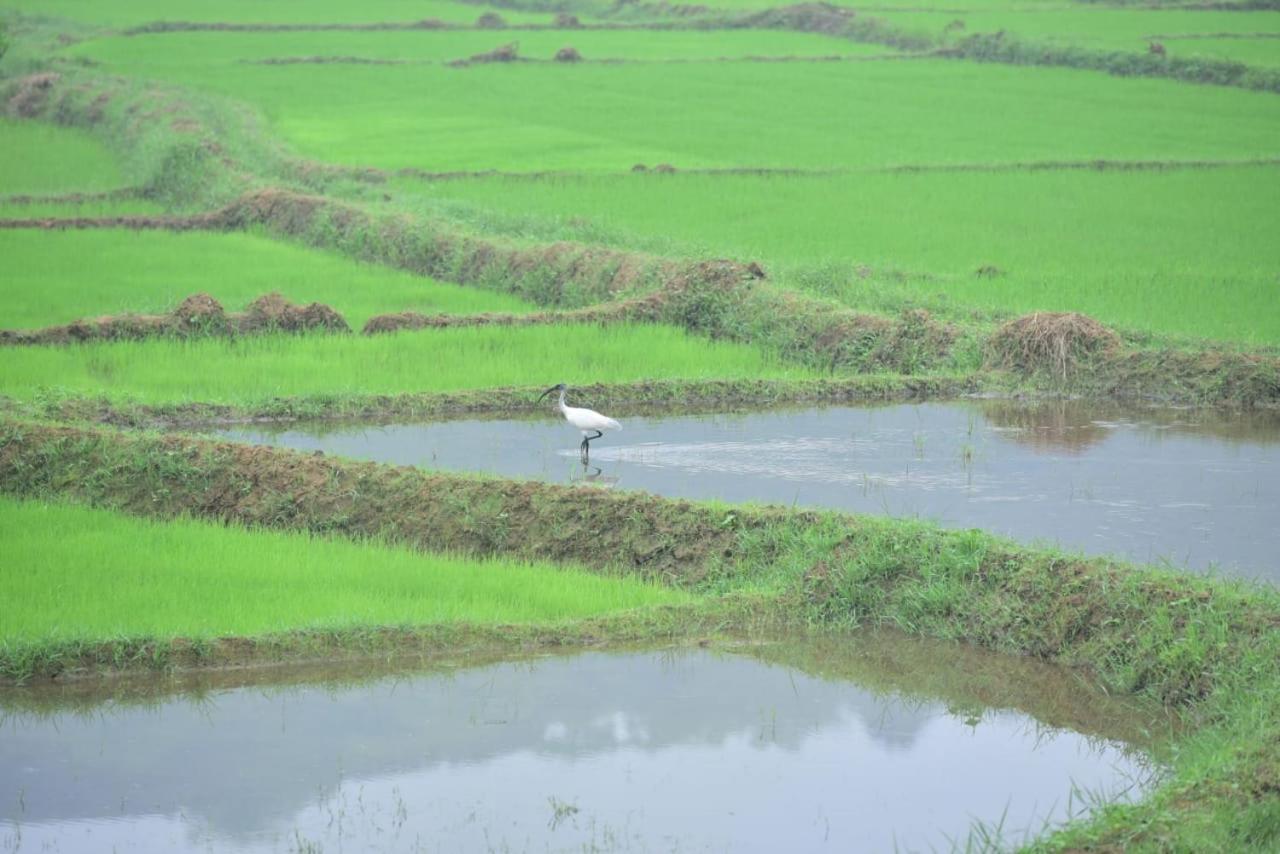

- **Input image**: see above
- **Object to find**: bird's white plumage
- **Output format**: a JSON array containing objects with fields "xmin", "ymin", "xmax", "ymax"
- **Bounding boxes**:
[
  {"xmin": 559, "ymin": 402, "xmax": 622, "ymax": 435},
  {"xmin": 540, "ymin": 385, "xmax": 621, "ymax": 459}
]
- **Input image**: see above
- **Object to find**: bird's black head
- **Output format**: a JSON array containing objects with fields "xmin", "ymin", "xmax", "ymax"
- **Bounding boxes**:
[{"xmin": 537, "ymin": 383, "xmax": 567, "ymax": 401}]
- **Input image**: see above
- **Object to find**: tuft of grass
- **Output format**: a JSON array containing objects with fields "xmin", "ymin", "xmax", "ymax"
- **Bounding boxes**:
[{"xmin": 0, "ymin": 495, "xmax": 689, "ymax": 649}]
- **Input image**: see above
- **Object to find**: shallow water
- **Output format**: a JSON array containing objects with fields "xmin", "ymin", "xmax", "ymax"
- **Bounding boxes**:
[
  {"xmin": 0, "ymin": 635, "xmax": 1160, "ymax": 853},
  {"xmin": 221, "ymin": 399, "xmax": 1280, "ymax": 581}
]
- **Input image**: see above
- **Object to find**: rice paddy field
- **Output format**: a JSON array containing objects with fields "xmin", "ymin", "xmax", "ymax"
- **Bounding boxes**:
[{"xmin": 2, "ymin": 0, "xmax": 1279, "ymax": 850}]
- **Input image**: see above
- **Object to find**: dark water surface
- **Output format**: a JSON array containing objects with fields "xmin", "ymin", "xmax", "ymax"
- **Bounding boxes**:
[
  {"xmin": 220, "ymin": 400, "xmax": 1280, "ymax": 582},
  {"xmin": 1, "ymin": 635, "xmax": 1162, "ymax": 853}
]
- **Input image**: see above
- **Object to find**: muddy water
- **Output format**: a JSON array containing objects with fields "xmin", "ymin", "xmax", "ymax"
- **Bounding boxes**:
[
  {"xmin": 0, "ymin": 634, "xmax": 1162, "ymax": 853},
  {"xmin": 221, "ymin": 400, "xmax": 1280, "ymax": 582}
]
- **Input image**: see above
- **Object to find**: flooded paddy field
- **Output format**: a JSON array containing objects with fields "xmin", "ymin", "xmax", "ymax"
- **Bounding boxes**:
[
  {"xmin": 221, "ymin": 399, "xmax": 1280, "ymax": 583},
  {"xmin": 0, "ymin": 634, "xmax": 1163, "ymax": 854}
]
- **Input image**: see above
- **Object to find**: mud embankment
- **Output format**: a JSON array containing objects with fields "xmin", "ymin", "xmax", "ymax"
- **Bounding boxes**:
[
  {"xmin": 0, "ymin": 293, "xmax": 348, "ymax": 346},
  {"xmin": 1, "ymin": 419, "xmax": 1275, "ymax": 708},
  {"xmin": 4, "ymin": 375, "xmax": 975, "ymax": 428}
]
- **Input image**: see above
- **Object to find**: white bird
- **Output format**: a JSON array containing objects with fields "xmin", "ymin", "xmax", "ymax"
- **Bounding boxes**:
[{"xmin": 538, "ymin": 383, "xmax": 621, "ymax": 461}]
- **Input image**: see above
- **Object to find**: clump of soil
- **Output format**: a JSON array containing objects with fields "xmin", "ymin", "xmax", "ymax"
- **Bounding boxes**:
[
  {"xmin": 7, "ymin": 73, "xmax": 61, "ymax": 118},
  {"xmin": 654, "ymin": 163, "xmax": 677, "ymax": 173},
  {"xmin": 0, "ymin": 292, "xmax": 349, "ymax": 346},
  {"xmin": 171, "ymin": 293, "xmax": 229, "ymax": 333},
  {"xmin": 475, "ymin": 12, "xmax": 507, "ymax": 28},
  {"xmin": 987, "ymin": 312, "xmax": 1121, "ymax": 380},
  {"xmin": 451, "ymin": 42, "xmax": 520, "ymax": 67},
  {"xmin": 736, "ymin": 3, "xmax": 855, "ymax": 36},
  {"xmin": 362, "ymin": 312, "xmax": 519, "ymax": 335},
  {"xmin": 974, "ymin": 264, "xmax": 1004, "ymax": 277},
  {"xmin": 554, "ymin": 13, "xmax": 581, "ymax": 28},
  {"xmin": 631, "ymin": 164, "xmax": 649, "ymax": 172},
  {"xmin": 1149, "ymin": 41, "xmax": 1167, "ymax": 57},
  {"xmin": 555, "ymin": 46, "xmax": 583, "ymax": 62},
  {"xmin": 240, "ymin": 293, "xmax": 349, "ymax": 333},
  {"xmin": 362, "ymin": 296, "xmax": 665, "ymax": 336}
]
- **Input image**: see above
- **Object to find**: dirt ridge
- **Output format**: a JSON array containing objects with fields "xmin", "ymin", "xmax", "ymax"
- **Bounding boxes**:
[
  {"xmin": 0, "ymin": 293, "xmax": 349, "ymax": 346},
  {"xmin": 1, "ymin": 419, "xmax": 1273, "ymax": 706}
]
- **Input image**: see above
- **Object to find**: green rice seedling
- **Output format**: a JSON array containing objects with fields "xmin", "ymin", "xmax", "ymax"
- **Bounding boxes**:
[
  {"xmin": 64, "ymin": 29, "xmax": 899, "ymax": 67},
  {"xmin": 0, "ymin": 118, "xmax": 135, "ymax": 195},
  {"xmin": 0, "ymin": 229, "xmax": 533, "ymax": 329},
  {"xmin": 408, "ymin": 165, "xmax": 1280, "ymax": 344},
  {"xmin": 1, "ymin": 0, "xmax": 551, "ymax": 27},
  {"xmin": 0, "ymin": 322, "xmax": 817, "ymax": 405},
  {"xmin": 875, "ymin": 7, "xmax": 1280, "ymax": 64},
  {"xmin": 0, "ymin": 496, "xmax": 689, "ymax": 645},
  {"xmin": 55, "ymin": 49, "xmax": 1280, "ymax": 172}
]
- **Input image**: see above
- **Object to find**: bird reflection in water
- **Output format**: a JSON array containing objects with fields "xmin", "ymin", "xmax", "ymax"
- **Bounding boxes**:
[{"xmin": 570, "ymin": 459, "xmax": 620, "ymax": 489}]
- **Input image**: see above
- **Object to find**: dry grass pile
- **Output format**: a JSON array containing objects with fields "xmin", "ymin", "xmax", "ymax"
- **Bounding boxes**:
[{"xmin": 987, "ymin": 312, "xmax": 1121, "ymax": 379}]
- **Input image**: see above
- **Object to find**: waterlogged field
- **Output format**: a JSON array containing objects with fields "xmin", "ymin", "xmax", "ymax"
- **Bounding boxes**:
[
  {"xmin": 0, "ymin": 497, "xmax": 687, "ymax": 645},
  {"xmin": 3, "ymin": 2, "xmax": 1280, "ymax": 849},
  {"xmin": 0, "ymin": 324, "xmax": 816, "ymax": 405},
  {"xmin": 0, "ymin": 229, "xmax": 532, "ymax": 329},
  {"xmin": 413, "ymin": 165, "xmax": 1280, "ymax": 343}
]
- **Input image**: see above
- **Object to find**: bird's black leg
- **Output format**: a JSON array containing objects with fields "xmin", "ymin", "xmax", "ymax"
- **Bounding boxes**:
[{"xmin": 580, "ymin": 430, "xmax": 604, "ymax": 461}]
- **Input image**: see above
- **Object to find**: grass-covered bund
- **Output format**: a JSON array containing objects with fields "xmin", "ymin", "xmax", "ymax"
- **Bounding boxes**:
[{"xmin": 2, "ymin": 0, "xmax": 1279, "ymax": 848}]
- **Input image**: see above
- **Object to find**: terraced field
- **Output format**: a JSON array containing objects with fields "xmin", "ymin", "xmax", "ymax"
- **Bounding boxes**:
[{"xmin": 2, "ymin": 0, "xmax": 1279, "ymax": 851}]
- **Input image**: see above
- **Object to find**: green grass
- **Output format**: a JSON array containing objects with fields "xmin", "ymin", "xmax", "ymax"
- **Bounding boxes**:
[
  {"xmin": 0, "ymin": 118, "xmax": 135, "ymax": 195},
  {"xmin": 0, "ymin": 229, "xmax": 533, "ymax": 329},
  {"xmin": 58, "ymin": 49, "xmax": 1280, "ymax": 172},
  {"xmin": 0, "ymin": 496, "xmax": 688, "ymax": 644},
  {"xmin": 65, "ymin": 29, "xmax": 901, "ymax": 65},
  {"xmin": 876, "ymin": 8, "xmax": 1280, "ymax": 66},
  {"xmin": 0, "ymin": 0, "xmax": 551, "ymax": 26},
  {"xmin": 1161, "ymin": 37, "xmax": 1280, "ymax": 70},
  {"xmin": 402, "ymin": 165, "xmax": 1280, "ymax": 344},
  {"xmin": 0, "ymin": 323, "xmax": 817, "ymax": 405}
]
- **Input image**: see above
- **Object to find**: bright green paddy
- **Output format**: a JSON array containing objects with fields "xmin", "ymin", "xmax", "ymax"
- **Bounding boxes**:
[
  {"xmin": 0, "ymin": 323, "xmax": 816, "ymax": 405},
  {"xmin": 66, "ymin": 29, "xmax": 900, "ymax": 66},
  {"xmin": 406, "ymin": 165, "xmax": 1280, "ymax": 344},
  {"xmin": 0, "ymin": 497, "xmax": 687, "ymax": 644},
  {"xmin": 0, "ymin": 118, "xmax": 133, "ymax": 196},
  {"xmin": 56, "ymin": 49, "xmax": 1280, "ymax": 172},
  {"xmin": 0, "ymin": 0, "xmax": 548, "ymax": 26},
  {"xmin": 0, "ymin": 229, "xmax": 531, "ymax": 329}
]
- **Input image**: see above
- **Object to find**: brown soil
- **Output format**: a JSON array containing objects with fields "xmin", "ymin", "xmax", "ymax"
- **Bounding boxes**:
[
  {"xmin": 555, "ymin": 13, "xmax": 582, "ymax": 28},
  {"xmin": 555, "ymin": 46, "xmax": 583, "ymax": 62},
  {"xmin": 734, "ymin": 3, "xmax": 856, "ymax": 36},
  {"xmin": 0, "ymin": 214, "xmax": 215, "ymax": 231},
  {"xmin": 0, "ymin": 293, "xmax": 349, "ymax": 346},
  {"xmin": 450, "ymin": 42, "xmax": 521, "ymax": 67},
  {"xmin": 987, "ymin": 312, "xmax": 1122, "ymax": 380},
  {"xmin": 0, "ymin": 188, "xmax": 146, "ymax": 205},
  {"xmin": 6, "ymin": 73, "xmax": 61, "ymax": 118},
  {"xmin": 362, "ymin": 294, "xmax": 665, "ymax": 335},
  {"xmin": 476, "ymin": 12, "xmax": 507, "ymax": 29},
  {"xmin": 250, "ymin": 56, "xmax": 410, "ymax": 66}
]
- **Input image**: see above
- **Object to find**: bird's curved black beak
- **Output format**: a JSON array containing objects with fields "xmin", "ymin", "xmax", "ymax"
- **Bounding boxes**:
[{"xmin": 537, "ymin": 384, "xmax": 560, "ymax": 402}]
